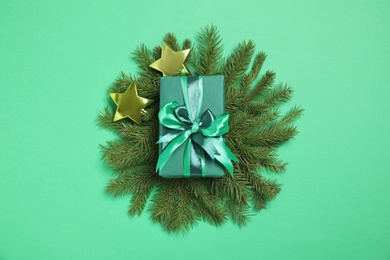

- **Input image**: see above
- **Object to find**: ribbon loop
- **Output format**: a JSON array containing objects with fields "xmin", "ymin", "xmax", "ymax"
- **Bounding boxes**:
[
  {"xmin": 174, "ymin": 105, "xmax": 192, "ymax": 124},
  {"xmin": 200, "ymin": 109, "xmax": 215, "ymax": 128},
  {"xmin": 191, "ymin": 119, "xmax": 200, "ymax": 134}
]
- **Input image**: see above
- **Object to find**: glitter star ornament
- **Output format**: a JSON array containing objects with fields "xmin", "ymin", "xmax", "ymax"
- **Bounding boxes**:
[
  {"xmin": 149, "ymin": 42, "xmax": 190, "ymax": 76},
  {"xmin": 109, "ymin": 82, "xmax": 153, "ymax": 125}
]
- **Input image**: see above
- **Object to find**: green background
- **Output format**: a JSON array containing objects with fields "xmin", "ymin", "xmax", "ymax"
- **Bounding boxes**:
[{"xmin": 1, "ymin": 0, "xmax": 389, "ymax": 259}]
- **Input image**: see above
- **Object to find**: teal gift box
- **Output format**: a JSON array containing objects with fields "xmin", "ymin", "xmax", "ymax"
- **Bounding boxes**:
[{"xmin": 157, "ymin": 75, "xmax": 237, "ymax": 178}]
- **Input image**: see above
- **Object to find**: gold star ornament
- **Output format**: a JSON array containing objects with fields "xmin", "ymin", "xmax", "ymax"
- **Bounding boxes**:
[
  {"xmin": 149, "ymin": 42, "xmax": 190, "ymax": 76},
  {"xmin": 109, "ymin": 82, "xmax": 153, "ymax": 125}
]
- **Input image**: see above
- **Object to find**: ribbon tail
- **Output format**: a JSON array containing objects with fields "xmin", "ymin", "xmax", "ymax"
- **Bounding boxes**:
[
  {"xmin": 208, "ymin": 138, "xmax": 238, "ymax": 176},
  {"xmin": 156, "ymin": 131, "xmax": 191, "ymax": 173},
  {"xmin": 156, "ymin": 129, "xmax": 186, "ymax": 145},
  {"xmin": 183, "ymin": 139, "xmax": 191, "ymax": 177},
  {"xmin": 191, "ymin": 133, "xmax": 219, "ymax": 159}
]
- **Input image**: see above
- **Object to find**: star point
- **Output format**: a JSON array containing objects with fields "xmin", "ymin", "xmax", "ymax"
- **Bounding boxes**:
[
  {"xmin": 109, "ymin": 82, "xmax": 153, "ymax": 125},
  {"xmin": 149, "ymin": 42, "xmax": 190, "ymax": 76}
]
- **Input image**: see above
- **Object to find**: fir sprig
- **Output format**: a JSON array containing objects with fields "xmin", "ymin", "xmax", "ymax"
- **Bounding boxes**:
[{"xmin": 98, "ymin": 26, "xmax": 302, "ymax": 233}]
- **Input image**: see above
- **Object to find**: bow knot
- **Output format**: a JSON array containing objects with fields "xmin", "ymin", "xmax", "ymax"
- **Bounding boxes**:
[{"xmin": 191, "ymin": 119, "xmax": 200, "ymax": 134}]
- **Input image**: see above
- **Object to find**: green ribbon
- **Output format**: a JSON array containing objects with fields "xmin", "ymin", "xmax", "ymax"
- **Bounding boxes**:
[{"xmin": 156, "ymin": 76, "xmax": 238, "ymax": 177}]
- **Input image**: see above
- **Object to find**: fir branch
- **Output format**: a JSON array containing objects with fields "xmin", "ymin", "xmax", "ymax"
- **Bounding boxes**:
[
  {"xmin": 189, "ymin": 181, "xmax": 227, "ymax": 226},
  {"xmin": 106, "ymin": 166, "xmax": 158, "ymax": 198},
  {"xmin": 277, "ymin": 106, "xmax": 304, "ymax": 126},
  {"xmin": 238, "ymin": 74, "xmax": 252, "ymax": 94},
  {"xmin": 106, "ymin": 176, "xmax": 134, "ymax": 197},
  {"xmin": 229, "ymin": 141, "xmax": 275, "ymax": 166},
  {"xmin": 196, "ymin": 25, "xmax": 224, "ymax": 75},
  {"xmin": 246, "ymin": 170, "xmax": 281, "ymax": 199},
  {"xmin": 251, "ymin": 179, "xmax": 280, "ymax": 210},
  {"xmin": 248, "ymin": 52, "xmax": 267, "ymax": 83},
  {"xmin": 241, "ymin": 168, "xmax": 281, "ymax": 210},
  {"xmin": 224, "ymin": 199, "xmax": 252, "ymax": 227},
  {"xmin": 185, "ymin": 46, "xmax": 198, "ymax": 75},
  {"xmin": 141, "ymin": 107, "xmax": 159, "ymax": 123},
  {"xmin": 258, "ymin": 83, "xmax": 294, "ymax": 108},
  {"xmin": 182, "ymin": 39, "xmax": 192, "ymax": 50},
  {"xmin": 149, "ymin": 182, "xmax": 176, "ymax": 228},
  {"xmin": 252, "ymin": 193, "xmax": 267, "ymax": 211},
  {"xmin": 257, "ymin": 160, "xmax": 287, "ymax": 173},
  {"xmin": 165, "ymin": 192, "xmax": 198, "ymax": 234},
  {"xmin": 131, "ymin": 44, "xmax": 160, "ymax": 83},
  {"xmin": 222, "ymin": 40, "xmax": 255, "ymax": 87},
  {"xmin": 97, "ymin": 107, "xmax": 123, "ymax": 134},
  {"xmin": 228, "ymin": 109, "xmax": 280, "ymax": 135},
  {"xmin": 118, "ymin": 120, "xmax": 158, "ymax": 151},
  {"xmin": 136, "ymin": 76, "xmax": 160, "ymax": 100},
  {"xmin": 225, "ymin": 86, "xmax": 246, "ymax": 112},
  {"xmin": 101, "ymin": 139, "xmax": 158, "ymax": 171},
  {"xmin": 239, "ymin": 166, "xmax": 267, "ymax": 210},
  {"xmin": 221, "ymin": 173, "xmax": 248, "ymax": 205},
  {"xmin": 163, "ymin": 33, "xmax": 181, "ymax": 51},
  {"xmin": 150, "ymin": 180, "xmax": 199, "ymax": 233},
  {"xmin": 153, "ymin": 45, "xmax": 162, "ymax": 60},
  {"xmin": 209, "ymin": 178, "xmax": 223, "ymax": 198},
  {"xmin": 262, "ymin": 179, "xmax": 281, "ymax": 200},
  {"xmin": 247, "ymin": 125, "xmax": 299, "ymax": 147},
  {"xmin": 182, "ymin": 39, "xmax": 196, "ymax": 75},
  {"xmin": 107, "ymin": 71, "xmax": 135, "ymax": 93},
  {"xmin": 248, "ymin": 70, "xmax": 276, "ymax": 100},
  {"xmin": 128, "ymin": 170, "xmax": 158, "ymax": 216},
  {"xmin": 129, "ymin": 191, "xmax": 150, "ymax": 216}
]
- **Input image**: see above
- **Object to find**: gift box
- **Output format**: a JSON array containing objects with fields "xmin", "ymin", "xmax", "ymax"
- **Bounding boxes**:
[{"xmin": 157, "ymin": 75, "xmax": 231, "ymax": 178}]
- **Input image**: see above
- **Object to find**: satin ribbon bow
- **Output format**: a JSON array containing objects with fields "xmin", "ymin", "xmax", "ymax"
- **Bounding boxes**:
[{"xmin": 156, "ymin": 77, "xmax": 238, "ymax": 177}]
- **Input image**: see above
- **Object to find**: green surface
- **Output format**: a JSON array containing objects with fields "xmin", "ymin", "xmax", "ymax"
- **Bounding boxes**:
[{"xmin": 1, "ymin": 0, "xmax": 389, "ymax": 259}]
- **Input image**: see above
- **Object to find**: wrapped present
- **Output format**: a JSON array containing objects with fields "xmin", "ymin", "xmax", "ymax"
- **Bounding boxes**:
[{"xmin": 157, "ymin": 75, "xmax": 238, "ymax": 178}]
